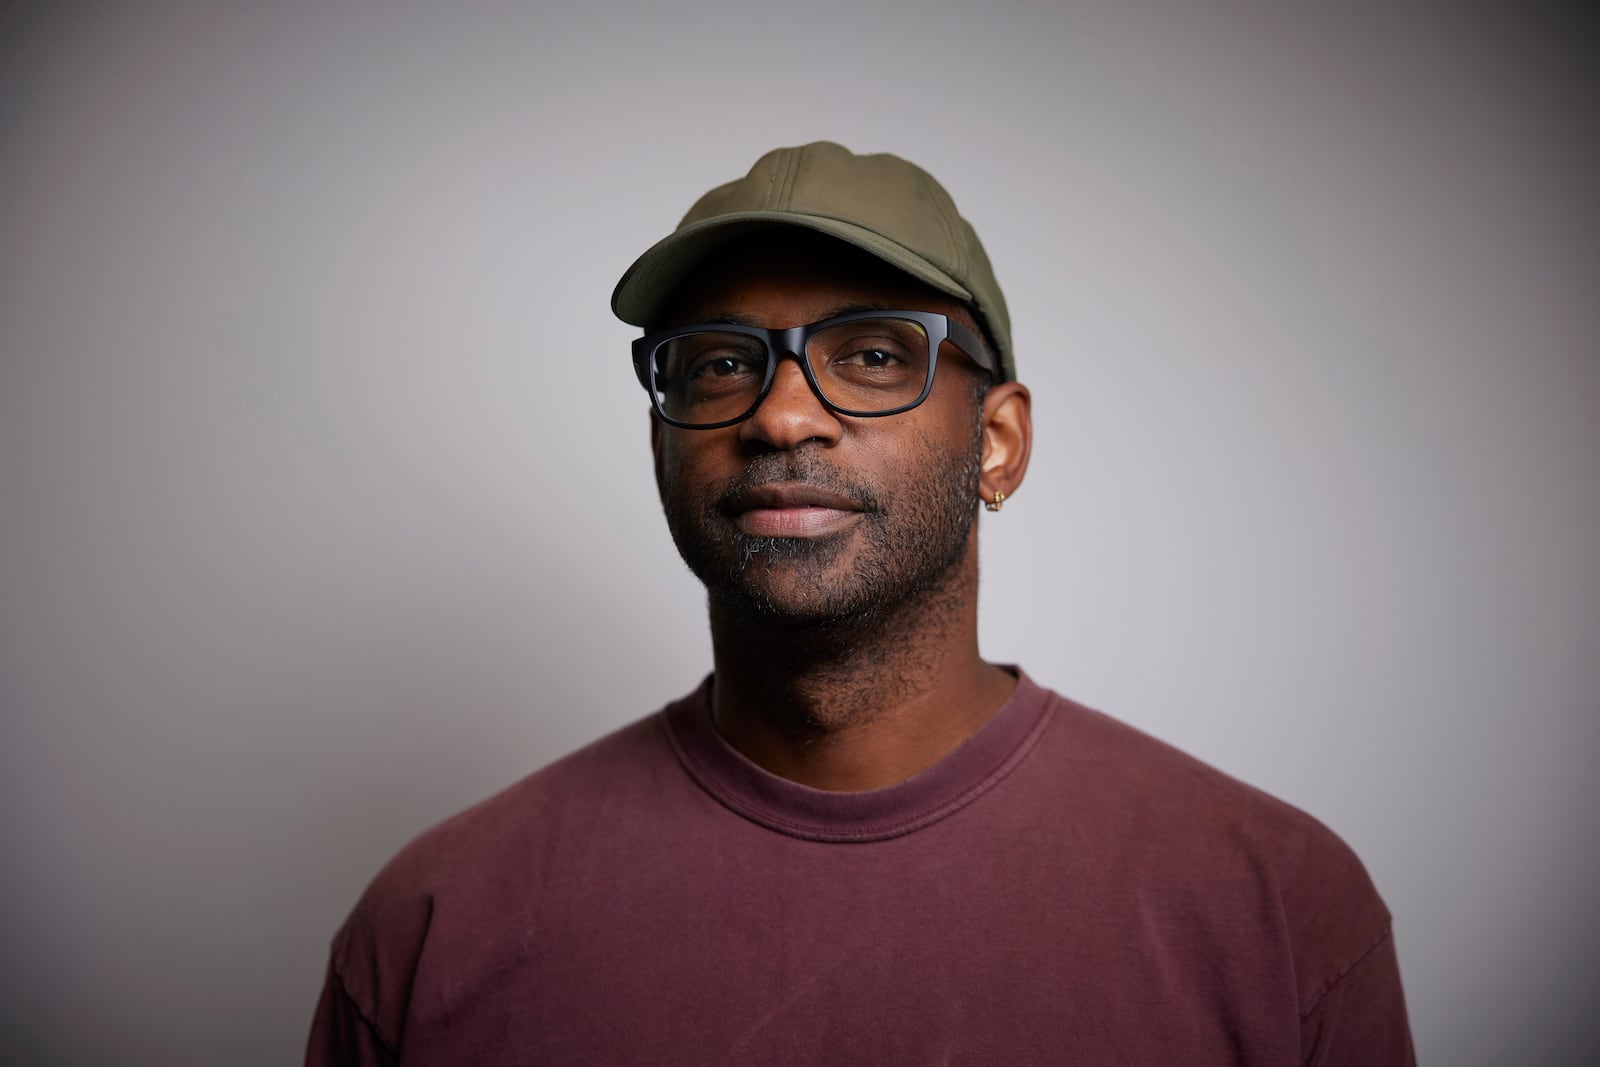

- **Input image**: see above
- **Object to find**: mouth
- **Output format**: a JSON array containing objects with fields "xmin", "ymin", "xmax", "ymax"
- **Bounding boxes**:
[{"xmin": 723, "ymin": 482, "xmax": 867, "ymax": 539}]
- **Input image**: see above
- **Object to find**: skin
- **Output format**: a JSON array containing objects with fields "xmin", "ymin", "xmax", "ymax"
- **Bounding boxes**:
[{"xmin": 651, "ymin": 231, "xmax": 1033, "ymax": 791}]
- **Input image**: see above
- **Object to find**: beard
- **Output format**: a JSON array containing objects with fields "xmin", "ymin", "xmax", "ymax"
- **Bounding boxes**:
[{"xmin": 656, "ymin": 420, "xmax": 984, "ymax": 629}]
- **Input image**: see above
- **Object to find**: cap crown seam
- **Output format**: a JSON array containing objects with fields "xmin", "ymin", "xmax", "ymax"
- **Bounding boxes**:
[
  {"xmin": 925, "ymin": 172, "xmax": 964, "ymax": 280},
  {"xmin": 776, "ymin": 147, "xmax": 800, "ymax": 210}
]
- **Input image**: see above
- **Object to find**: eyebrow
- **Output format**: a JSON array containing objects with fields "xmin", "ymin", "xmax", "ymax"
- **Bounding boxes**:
[{"xmin": 691, "ymin": 302, "xmax": 902, "ymax": 328}]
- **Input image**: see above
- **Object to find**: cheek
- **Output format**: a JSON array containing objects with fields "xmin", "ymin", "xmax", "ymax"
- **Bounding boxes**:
[
  {"xmin": 900, "ymin": 394, "xmax": 982, "ymax": 463},
  {"xmin": 654, "ymin": 430, "xmax": 729, "ymax": 503},
  {"xmin": 652, "ymin": 428, "xmax": 686, "ymax": 499}
]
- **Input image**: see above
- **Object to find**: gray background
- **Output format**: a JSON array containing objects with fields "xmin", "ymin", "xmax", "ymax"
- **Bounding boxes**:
[{"xmin": 2, "ymin": 1, "xmax": 1595, "ymax": 1064}]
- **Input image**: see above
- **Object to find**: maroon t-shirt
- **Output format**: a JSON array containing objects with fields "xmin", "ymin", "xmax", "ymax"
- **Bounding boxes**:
[{"xmin": 308, "ymin": 671, "xmax": 1413, "ymax": 1064}]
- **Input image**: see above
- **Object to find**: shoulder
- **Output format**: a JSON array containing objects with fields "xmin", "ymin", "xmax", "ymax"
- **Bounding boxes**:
[
  {"xmin": 1033, "ymin": 683, "xmax": 1371, "ymax": 870},
  {"xmin": 345, "ymin": 706, "xmax": 674, "ymax": 915},
  {"xmin": 322, "ymin": 700, "xmax": 689, "ymax": 1031},
  {"xmin": 1025, "ymin": 678, "xmax": 1394, "ymax": 1015}
]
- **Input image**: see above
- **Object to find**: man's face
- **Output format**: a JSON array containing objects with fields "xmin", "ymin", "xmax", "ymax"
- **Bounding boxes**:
[{"xmin": 651, "ymin": 233, "xmax": 992, "ymax": 628}]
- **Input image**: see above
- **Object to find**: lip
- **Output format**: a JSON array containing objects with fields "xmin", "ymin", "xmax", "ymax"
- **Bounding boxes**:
[{"xmin": 726, "ymin": 482, "xmax": 865, "ymax": 539}]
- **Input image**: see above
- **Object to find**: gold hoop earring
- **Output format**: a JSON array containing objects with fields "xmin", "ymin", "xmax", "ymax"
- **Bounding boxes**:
[{"xmin": 984, "ymin": 490, "xmax": 1006, "ymax": 513}]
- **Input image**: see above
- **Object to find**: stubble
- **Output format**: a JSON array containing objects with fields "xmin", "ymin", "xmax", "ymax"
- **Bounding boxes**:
[{"xmin": 657, "ymin": 419, "xmax": 984, "ymax": 633}]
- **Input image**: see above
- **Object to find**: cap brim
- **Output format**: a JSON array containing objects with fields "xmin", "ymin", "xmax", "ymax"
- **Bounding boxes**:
[{"xmin": 610, "ymin": 212, "xmax": 975, "ymax": 328}]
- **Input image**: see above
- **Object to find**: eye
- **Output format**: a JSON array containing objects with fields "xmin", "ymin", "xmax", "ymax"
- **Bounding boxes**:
[
  {"xmin": 665, "ymin": 335, "xmax": 768, "ymax": 403},
  {"xmin": 835, "ymin": 346, "xmax": 904, "ymax": 369},
  {"xmin": 690, "ymin": 350, "xmax": 764, "ymax": 380},
  {"xmin": 655, "ymin": 332, "xmax": 765, "ymax": 382},
  {"xmin": 705, "ymin": 355, "xmax": 746, "ymax": 376}
]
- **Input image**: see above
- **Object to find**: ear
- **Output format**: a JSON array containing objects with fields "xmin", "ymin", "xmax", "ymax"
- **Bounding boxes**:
[{"xmin": 978, "ymin": 381, "xmax": 1032, "ymax": 508}]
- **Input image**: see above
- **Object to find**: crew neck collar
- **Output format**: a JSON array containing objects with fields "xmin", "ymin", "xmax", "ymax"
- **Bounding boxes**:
[{"xmin": 658, "ymin": 669, "xmax": 1053, "ymax": 843}]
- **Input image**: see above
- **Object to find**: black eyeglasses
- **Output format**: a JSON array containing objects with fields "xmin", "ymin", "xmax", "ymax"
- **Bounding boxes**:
[{"xmin": 631, "ymin": 309, "xmax": 993, "ymax": 430}]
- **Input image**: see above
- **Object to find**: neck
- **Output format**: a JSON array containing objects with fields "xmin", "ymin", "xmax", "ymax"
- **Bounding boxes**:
[{"xmin": 706, "ymin": 540, "xmax": 1016, "ymax": 791}]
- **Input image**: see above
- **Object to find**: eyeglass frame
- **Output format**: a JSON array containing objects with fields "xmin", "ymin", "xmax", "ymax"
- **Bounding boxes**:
[{"xmin": 631, "ymin": 308, "xmax": 996, "ymax": 430}]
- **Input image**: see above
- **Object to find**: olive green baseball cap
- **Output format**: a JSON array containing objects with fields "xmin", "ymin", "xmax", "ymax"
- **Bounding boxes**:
[{"xmin": 611, "ymin": 141, "xmax": 1015, "ymax": 381}]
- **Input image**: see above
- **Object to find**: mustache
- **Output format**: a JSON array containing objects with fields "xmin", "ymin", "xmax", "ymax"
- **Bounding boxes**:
[{"xmin": 714, "ymin": 452, "xmax": 881, "ymax": 515}]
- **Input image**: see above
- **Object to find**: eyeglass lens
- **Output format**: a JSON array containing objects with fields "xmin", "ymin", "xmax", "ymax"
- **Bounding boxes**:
[{"xmin": 650, "ymin": 317, "xmax": 933, "ymax": 426}]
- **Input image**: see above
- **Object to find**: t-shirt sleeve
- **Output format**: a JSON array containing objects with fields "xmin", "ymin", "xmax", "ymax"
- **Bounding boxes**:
[
  {"xmin": 1253, "ymin": 795, "xmax": 1415, "ymax": 1067},
  {"xmin": 1300, "ymin": 925, "xmax": 1415, "ymax": 1066},
  {"xmin": 304, "ymin": 881, "xmax": 434, "ymax": 1066},
  {"xmin": 305, "ymin": 960, "xmax": 399, "ymax": 1067}
]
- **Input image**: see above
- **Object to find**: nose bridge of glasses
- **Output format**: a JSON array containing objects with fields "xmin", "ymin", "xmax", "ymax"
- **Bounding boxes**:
[
  {"xmin": 768, "ymin": 324, "xmax": 810, "ymax": 362},
  {"xmin": 760, "ymin": 335, "xmax": 829, "ymax": 411},
  {"xmin": 724, "ymin": 331, "xmax": 834, "ymax": 440},
  {"xmin": 753, "ymin": 323, "xmax": 821, "ymax": 397}
]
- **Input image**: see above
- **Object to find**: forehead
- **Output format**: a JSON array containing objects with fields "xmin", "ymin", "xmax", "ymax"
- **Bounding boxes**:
[{"xmin": 662, "ymin": 230, "xmax": 976, "ymax": 332}]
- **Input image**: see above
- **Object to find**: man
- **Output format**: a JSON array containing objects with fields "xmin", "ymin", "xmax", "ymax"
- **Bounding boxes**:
[{"xmin": 308, "ymin": 142, "xmax": 1413, "ymax": 1064}]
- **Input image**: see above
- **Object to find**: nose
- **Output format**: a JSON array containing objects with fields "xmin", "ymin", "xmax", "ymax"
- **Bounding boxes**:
[{"xmin": 738, "ymin": 352, "xmax": 843, "ymax": 450}]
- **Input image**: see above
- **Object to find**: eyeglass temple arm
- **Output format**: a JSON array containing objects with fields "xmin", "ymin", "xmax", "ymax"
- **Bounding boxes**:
[{"xmin": 946, "ymin": 318, "xmax": 999, "ymax": 377}]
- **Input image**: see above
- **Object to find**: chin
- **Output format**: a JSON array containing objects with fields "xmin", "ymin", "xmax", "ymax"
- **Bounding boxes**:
[
  {"xmin": 714, "ymin": 534, "xmax": 870, "ymax": 624},
  {"xmin": 711, "ymin": 584, "xmax": 878, "ymax": 629}
]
